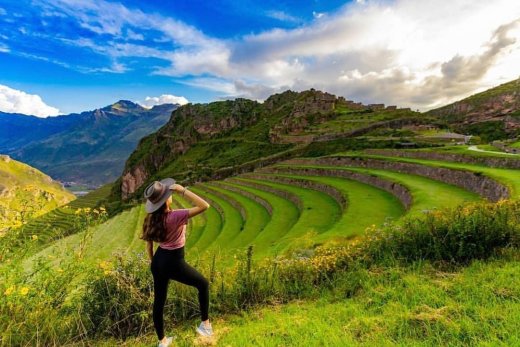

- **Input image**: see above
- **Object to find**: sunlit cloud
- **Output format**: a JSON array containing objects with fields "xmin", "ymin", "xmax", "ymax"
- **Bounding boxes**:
[
  {"xmin": 15, "ymin": 0, "xmax": 520, "ymax": 110},
  {"xmin": 0, "ymin": 84, "xmax": 61, "ymax": 117},
  {"xmin": 137, "ymin": 94, "xmax": 189, "ymax": 108}
]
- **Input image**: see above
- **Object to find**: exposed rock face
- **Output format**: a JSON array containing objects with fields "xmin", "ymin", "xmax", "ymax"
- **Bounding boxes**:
[
  {"xmin": 121, "ymin": 164, "xmax": 149, "ymax": 199},
  {"xmin": 260, "ymin": 166, "xmax": 413, "ymax": 210},
  {"xmin": 0, "ymin": 155, "xmax": 10, "ymax": 163},
  {"xmin": 284, "ymin": 156, "xmax": 509, "ymax": 202},
  {"xmin": 363, "ymin": 149, "xmax": 520, "ymax": 169},
  {"xmin": 428, "ymin": 78, "xmax": 520, "ymax": 132}
]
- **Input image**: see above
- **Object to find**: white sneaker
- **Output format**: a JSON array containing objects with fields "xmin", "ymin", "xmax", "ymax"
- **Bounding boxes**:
[
  {"xmin": 158, "ymin": 336, "xmax": 174, "ymax": 347},
  {"xmin": 196, "ymin": 321, "xmax": 213, "ymax": 337}
]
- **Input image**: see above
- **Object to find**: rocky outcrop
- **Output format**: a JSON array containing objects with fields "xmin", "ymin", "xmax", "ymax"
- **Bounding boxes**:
[
  {"xmin": 363, "ymin": 149, "xmax": 520, "ymax": 169},
  {"xmin": 259, "ymin": 166, "xmax": 412, "ymax": 210},
  {"xmin": 428, "ymin": 78, "xmax": 520, "ymax": 132},
  {"xmin": 121, "ymin": 164, "xmax": 149, "ymax": 200},
  {"xmin": 284, "ymin": 156, "xmax": 509, "ymax": 202},
  {"xmin": 268, "ymin": 90, "xmax": 342, "ymax": 143}
]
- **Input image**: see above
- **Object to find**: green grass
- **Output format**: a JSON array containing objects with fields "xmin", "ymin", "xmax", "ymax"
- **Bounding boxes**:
[
  {"xmin": 232, "ymin": 176, "xmax": 342, "ymax": 255},
  {"xmin": 273, "ymin": 164, "xmax": 482, "ymax": 215},
  {"xmin": 330, "ymin": 152, "xmax": 520, "ymax": 198},
  {"xmin": 203, "ymin": 182, "xmax": 271, "ymax": 249},
  {"xmin": 510, "ymin": 140, "xmax": 520, "ymax": 149},
  {"xmin": 24, "ymin": 205, "xmax": 145, "ymax": 270},
  {"xmin": 13, "ymin": 183, "xmax": 113, "ymax": 255},
  {"xmin": 411, "ymin": 145, "xmax": 519, "ymax": 158},
  {"xmin": 215, "ymin": 179, "xmax": 300, "ymax": 258},
  {"xmin": 217, "ymin": 258, "xmax": 520, "ymax": 346},
  {"xmin": 252, "ymin": 172, "xmax": 405, "ymax": 246},
  {"xmin": 91, "ymin": 255, "xmax": 520, "ymax": 347},
  {"xmin": 188, "ymin": 186, "xmax": 237, "ymax": 254},
  {"xmin": 0, "ymin": 157, "xmax": 75, "ymax": 229}
]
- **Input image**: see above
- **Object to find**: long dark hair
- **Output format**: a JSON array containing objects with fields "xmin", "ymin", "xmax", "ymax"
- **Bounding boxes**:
[{"xmin": 141, "ymin": 202, "xmax": 168, "ymax": 242}]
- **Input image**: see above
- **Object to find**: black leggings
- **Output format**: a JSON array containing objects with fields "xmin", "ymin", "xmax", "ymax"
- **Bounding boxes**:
[{"xmin": 151, "ymin": 246, "xmax": 209, "ymax": 340}]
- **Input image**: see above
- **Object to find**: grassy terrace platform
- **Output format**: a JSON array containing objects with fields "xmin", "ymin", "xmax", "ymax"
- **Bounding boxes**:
[
  {"xmin": 327, "ymin": 152, "xmax": 520, "ymax": 198},
  {"xmin": 257, "ymin": 173, "xmax": 406, "ymax": 245},
  {"xmin": 202, "ymin": 182, "xmax": 271, "ymax": 249},
  {"xmin": 271, "ymin": 164, "xmax": 481, "ymax": 214},
  {"xmin": 212, "ymin": 180, "xmax": 300, "ymax": 258}
]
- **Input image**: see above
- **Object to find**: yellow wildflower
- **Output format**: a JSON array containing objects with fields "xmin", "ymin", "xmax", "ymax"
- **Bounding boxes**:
[
  {"xmin": 99, "ymin": 260, "xmax": 111, "ymax": 270},
  {"xmin": 31, "ymin": 234, "xmax": 38, "ymax": 241},
  {"xmin": 19, "ymin": 287, "xmax": 29, "ymax": 296},
  {"xmin": 4, "ymin": 286, "xmax": 15, "ymax": 296}
]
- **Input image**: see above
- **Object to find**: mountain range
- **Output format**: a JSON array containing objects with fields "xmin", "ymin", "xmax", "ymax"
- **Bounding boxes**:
[{"xmin": 0, "ymin": 101, "xmax": 178, "ymax": 187}]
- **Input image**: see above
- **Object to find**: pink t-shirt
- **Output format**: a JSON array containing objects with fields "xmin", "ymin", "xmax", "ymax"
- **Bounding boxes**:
[{"xmin": 159, "ymin": 209, "xmax": 189, "ymax": 250}]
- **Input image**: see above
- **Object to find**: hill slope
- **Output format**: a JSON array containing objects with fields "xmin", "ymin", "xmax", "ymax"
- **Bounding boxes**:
[
  {"xmin": 1, "ymin": 101, "xmax": 178, "ymax": 186},
  {"xmin": 116, "ymin": 90, "xmax": 422, "ymax": 201},
  {"xmin": 0, "ymin": 155, "xmax": 75, "ymax": 230},
  {"xmin": 428, "ymin": 78, "xmax": 520, "ymax": 141}
]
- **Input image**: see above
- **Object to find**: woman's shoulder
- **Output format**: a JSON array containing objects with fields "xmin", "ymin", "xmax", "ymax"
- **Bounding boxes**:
[{"xmin": 165, "ymin": 209, "xmax": 189, "ymax": 223}]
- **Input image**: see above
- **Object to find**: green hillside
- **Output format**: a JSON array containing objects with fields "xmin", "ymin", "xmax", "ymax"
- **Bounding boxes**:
[{"xmin": 0, "ymin": 155, "xmax": 75, "ymax": 231}]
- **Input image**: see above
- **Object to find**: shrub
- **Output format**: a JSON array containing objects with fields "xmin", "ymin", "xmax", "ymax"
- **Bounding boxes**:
[{"xmin": 362, "ymin": 199, "xmax": 520, "ymax": 264}]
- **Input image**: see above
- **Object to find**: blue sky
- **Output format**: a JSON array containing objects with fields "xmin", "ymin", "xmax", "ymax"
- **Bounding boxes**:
[{"xmin": 0, "ymin": 0, "xmax": 519, "ymax": 116}]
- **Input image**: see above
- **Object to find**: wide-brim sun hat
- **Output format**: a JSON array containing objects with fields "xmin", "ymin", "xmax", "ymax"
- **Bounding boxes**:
[{"xmin": 144, "ymin": 177, "xmax": 175, "ymax": 213}]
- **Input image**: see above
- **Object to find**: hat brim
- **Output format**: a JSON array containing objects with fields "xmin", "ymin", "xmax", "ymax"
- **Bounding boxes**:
[{"xmin": 145, "ymin": 177, "xmax": 175, "ymax": 213}]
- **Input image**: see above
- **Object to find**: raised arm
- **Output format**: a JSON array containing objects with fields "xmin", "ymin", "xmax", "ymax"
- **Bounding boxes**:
[{"xmin": 170, "ymin": 183, "xmax": 210, "ymax": 218}]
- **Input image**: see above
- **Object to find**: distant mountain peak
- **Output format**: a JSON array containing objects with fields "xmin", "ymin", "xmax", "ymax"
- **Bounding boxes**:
[{"xmin": 103, "ymin": 100, "xmax": 145, "ymax": 113}]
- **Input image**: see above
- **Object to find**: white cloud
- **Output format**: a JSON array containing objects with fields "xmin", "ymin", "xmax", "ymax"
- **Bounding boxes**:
[
  {"xmin": 266, "ymin": 10, "xmax": 300, "ymax": 23},
  {"xmin": 312, "ymin": 11, "xmax": 324, "ymax": 19},
  {"xmin": 31, "ymin": 0, "xmax": 520, "ymax": 110},
  {"xmin": 0, "ymin": 85, "xmax": 60, "ymax": 117},
  {"xmin": 138, "ymin": 94, "xmax": 189, "ymax": 108},
  {"xmin": 0, "ymin": 42, "xmax": 9, "ymax": 53}
]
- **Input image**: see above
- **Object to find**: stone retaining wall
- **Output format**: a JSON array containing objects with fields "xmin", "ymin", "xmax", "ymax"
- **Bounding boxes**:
[
  {"xmin": 241, "ymin": 173, "xmax": 347, "ymax": 211},
  {"xmin": 210, "ymin": 181, "xmax": 273, "ymax": 215},
  {"xmin": 364, "ymin": 149, "xmax": 520, "ymax": 169},
  {"xmin": 191, "ymin": 186, "xmax": 226, "ymax": 222},
  {"xmin": 284, "ymin": 156, "xmax": 509, "ymax": 202},
  {"xmin": 227, "ymin": 178, "xmax": 304, "ymax": 213},
  {"xmin": 200, "ymin": 184, "xmax": 247, "ymax": 222}
]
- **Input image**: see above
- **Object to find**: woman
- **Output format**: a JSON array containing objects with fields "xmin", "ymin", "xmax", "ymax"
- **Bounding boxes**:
[{"xmin": 141, "ymin": 178, "xmax": 213, "ymax": 347}]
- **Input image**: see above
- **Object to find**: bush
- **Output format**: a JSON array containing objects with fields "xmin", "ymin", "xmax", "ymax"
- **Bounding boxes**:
[{"xmin": 363, "ymin": 199, "xmax": 520, "ymax": 264}]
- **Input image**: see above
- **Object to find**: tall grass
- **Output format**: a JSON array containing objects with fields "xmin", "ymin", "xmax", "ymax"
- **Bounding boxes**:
[{"xmin": 0, "ymin": 199, "xmax": 519, "ymax": 345}]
